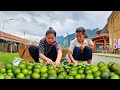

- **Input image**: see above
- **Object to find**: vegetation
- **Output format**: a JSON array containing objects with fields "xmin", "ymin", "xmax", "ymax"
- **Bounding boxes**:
[{"xmin": 0, "ymin": 53, "xmax": 19, "ymax": 67}]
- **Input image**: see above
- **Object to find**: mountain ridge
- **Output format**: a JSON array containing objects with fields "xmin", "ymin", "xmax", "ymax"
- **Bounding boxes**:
[{"xmin": 56, "ymin": 28, "xmax": 99, "ymax": 48}]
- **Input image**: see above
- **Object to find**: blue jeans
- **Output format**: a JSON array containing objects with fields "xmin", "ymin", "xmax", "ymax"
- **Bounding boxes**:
[{"xmin": 72, "ymin": 46, "xmax": 92, "ymax": 61}]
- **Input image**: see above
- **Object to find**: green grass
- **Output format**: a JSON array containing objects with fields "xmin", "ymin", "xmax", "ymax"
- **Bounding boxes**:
[
  {"xmin": 92, "ymin": 53, "xmax": 120, "ymax": 58},
  {"xmin": 0, "ymin": 52, "xmax": 19, "ymax": 67}
]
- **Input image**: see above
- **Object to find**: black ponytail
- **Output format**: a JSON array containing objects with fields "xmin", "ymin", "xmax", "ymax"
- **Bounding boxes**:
[{"xmin": 46, "ymin": 27, "xmax": 56, "ymax": 37}]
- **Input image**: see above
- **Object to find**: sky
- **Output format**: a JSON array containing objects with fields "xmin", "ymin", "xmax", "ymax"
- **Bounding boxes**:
[{"xmin": 0, "ymin": 11, "xmax": 112, "ymax": 42}]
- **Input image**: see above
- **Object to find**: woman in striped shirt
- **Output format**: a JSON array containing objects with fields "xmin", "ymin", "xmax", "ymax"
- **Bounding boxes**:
[{"xmin": 29, "ymin": 27, "xmax": 62, "ymax": 67}]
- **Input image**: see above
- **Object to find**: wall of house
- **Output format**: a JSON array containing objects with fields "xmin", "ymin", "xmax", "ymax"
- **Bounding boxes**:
[
  {"xmin": 108, "ymin": 11, "xmax": 120, "ymax": 54},
  {"xmin": 0, "ymin": 41, "xmax": 19, "ymax": 53}
]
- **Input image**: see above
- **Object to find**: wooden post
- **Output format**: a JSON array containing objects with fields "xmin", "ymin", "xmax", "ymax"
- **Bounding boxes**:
[
  {"xmin": 8, "ymin": 43, "xmax": 10, "ymax": 52},
  {"xmin": 17, "ymin": 44, "xmax": 18, "ymax": 52},
  {"xmin": 11, "ymin": 43, "xmax": 12, "ymax": 53},
  {"xmin": 104, "ymin": 39, "xmax": 106, "ymax": 47},
  {"xmin": 103, "ymin": 37, "xmax": 106, "ymax": 49},
  {"xmin": 15, "ymin": 43, "xmax": 16, "ymax": 52},
  {"xmin": 4, "ymin": 42, "xmax": 5, "ymax": 52},
  {"xmin": 1, "ymin": 42, "xmax": 2, "ymax": 51},
  {"xmin": 0, "ymin": 42, "xmax": 2, "ymax": 51},
  {"xmin": 94, "ymin": 40, "xmax": 96, "ymax": 51},
  {"xmin": 7, "ymin": 43, "xmax": 9, "ymax": 52}
]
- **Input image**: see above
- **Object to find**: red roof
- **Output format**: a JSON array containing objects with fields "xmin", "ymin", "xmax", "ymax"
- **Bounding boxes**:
[
  {"xmin": 0, "ymin": 31, "xmax": 30, "ymax": 43},
  {"xmin": 91, "ymin": 34, "xmax": 109, "ymax": 40}
]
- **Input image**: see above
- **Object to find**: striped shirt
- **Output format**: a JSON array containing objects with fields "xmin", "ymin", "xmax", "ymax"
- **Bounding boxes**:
[{"xmin": 38, "ymin": 37, "xmax": 61, "ymax": 55}]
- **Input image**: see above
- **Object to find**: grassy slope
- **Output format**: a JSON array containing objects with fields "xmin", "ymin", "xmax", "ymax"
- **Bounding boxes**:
[{"xmin": 0, "ymin": 53, "xmax": 19, "ymax": 67}]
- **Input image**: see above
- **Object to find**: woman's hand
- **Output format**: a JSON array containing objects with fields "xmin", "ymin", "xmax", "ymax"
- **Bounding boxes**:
[
  {"xmin": 72, "ymin": 60, "xmax": 78, "ymax": 64},
  {"xmin": 54, "ymin": 60, "xmax": 61, "ymax": 67},
  {"xmin": 46, "ymin": 59, "xmax": 54, "ymax": 65},
  {"xmin": 80, "ymin": 43, "xmax": 88, "ymax": 51},
  {"xmin": 67, "ymin": 59, "xmax": 77, "ymax": 64},
  {"xmin": 67, "ymin": 59, "xmax": 72, "ymax": 63}
]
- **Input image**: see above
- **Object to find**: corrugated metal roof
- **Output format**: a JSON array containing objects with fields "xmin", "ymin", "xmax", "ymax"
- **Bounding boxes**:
[{"xmin": 0, "ymin": 31, "xmax": 30, "ymax": 43}]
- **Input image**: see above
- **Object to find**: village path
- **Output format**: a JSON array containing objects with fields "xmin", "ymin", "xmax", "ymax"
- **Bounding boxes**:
[
  {"xmin": 92, "ymin": 53, "xmax": 120, "ymax": 66},
  {"xmin": 66, "ymin": 53, "xmax": 120, "ymax": 66}
]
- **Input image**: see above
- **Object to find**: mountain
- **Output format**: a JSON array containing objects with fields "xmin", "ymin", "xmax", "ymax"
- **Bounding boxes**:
[
  {"xmin": 85, "ymin": 28, "xmax": 99, "ymax": 38},
  {"xmin": 56, "ymin": 28, "xmax": 99, "ymax": 48},
  {"xmin": 63, "ymin": 33, "xmax": 75, "ymax": 48},
  {"xmin": 56, "ymin": 35, "xmax": 64, "ymax": 45}
]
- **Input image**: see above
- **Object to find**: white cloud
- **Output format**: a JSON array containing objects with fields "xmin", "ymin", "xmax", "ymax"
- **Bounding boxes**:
[{"xmin": 0, "ymin": 11, "xmax": 112, "ymax": 42}]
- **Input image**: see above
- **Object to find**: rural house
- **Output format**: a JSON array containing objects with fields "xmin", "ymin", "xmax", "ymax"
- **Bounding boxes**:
[
  {"xmin": 107, "ymin": 11, "xmax": 120, "ymax": 54},
  {"xmin": 0, "ymin": 31, "xmax": 38, "ymax": 53},
  {"xmin": 91, "ymin": 24, "xmax": 109, "ymax": 53}
]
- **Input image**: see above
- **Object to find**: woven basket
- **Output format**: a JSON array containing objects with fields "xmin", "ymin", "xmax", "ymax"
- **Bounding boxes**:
[
  {"xmin": 18, "ymin": 44, "xmax": 69, "ymax": 63},
  {"xmin": 18, "ymin": 43, "xmax": 35, "ymax": 63},
  {"xmin": 61, "ymin": 48, "xmax": 69, "ymax": 58}
]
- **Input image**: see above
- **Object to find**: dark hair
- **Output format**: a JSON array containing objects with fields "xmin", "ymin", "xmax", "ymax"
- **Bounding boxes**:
[
  {"xmin": 46, "ymin": 27, "xmax": 56, "ymax": 37},
  {"xmin": 84, "ymin": 33, "xmax": 88, "ymax": 38},
  {"xmin": 76, "ymin": 27, "xmax": 86, "ymax": 35}
]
